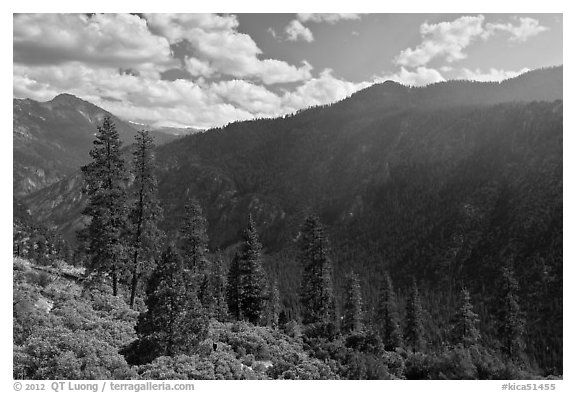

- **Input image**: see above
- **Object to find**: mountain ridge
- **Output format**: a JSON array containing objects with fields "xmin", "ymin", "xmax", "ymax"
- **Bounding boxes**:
[{"xmin": 13, "ymin": 93, "xmax": 180, "ymax": 196}]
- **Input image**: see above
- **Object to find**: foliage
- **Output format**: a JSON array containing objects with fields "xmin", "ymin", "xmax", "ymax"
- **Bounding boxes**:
[
  {"xmin": 376, "ymin": 272, "xmax": 403, "ymax": 350},
  {"xmin": 179, "ymin": 198, "xmax": 209, "ymax": 274},
  {"xmin": 13, "ymin": 259, "xmax": 138, "ymax": 379},
  {"xmin": 495, "ymin": 265, "xmax": 526, "ymax": 359},
  {"xmin": 79, "ymin": 116, "xmax": 129, "ymax": 296},
  {"xmin": 133, "ymin": 245, "xmax": 208, "ymax": 361},
  {"xmin": 236, "ymin": 217, "xmax": 269, "ymax": 324},
  {"xmin": 127, "ymin": 129, "xmax": 164, "ymax": 308},
  {"xmin": 451, "ymin": 288, "xmax": 480, "ymax": 347},
  {"xmin": 404, "ymin": 280, "xmax": 425, "ymax": 352},
  {"xmin": 299, "ymin": 215, "xmax": 337, "ymax": 333},
  {"xmin": 342, "ymin": 271, "xmax": 364, "ymax": 334}
]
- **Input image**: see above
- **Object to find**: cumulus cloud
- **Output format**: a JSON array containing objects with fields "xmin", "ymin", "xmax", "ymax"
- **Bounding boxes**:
[
  {"xmin": 13, "ymin": 14, "xmax": 175, "ymax": 70},
  {"xmin": 297, "ymin": 13, "xmax": 363, "ymax": 24},
  {"xmin": 282, "ymin": 69, "xmax": 371, "ymax": 110},
  {"xmin": 13, "ymin": 13, "xmax": 373, "ymax": 128},
  {"xmin": 486, "ymin": 17, "xmax": 548, "ymax": 42},
  {"xmin": 395, "ymin": 15, "xmax": 548, "ymax": 69},
  {"xmin": 375, "ymin": 67, "xmax": 446, "ymax": 86},
  {"xmin": 285, "ymin": 20, "xmax": 314, "ymax": 42},
  {"xmin": 211, "ymin": 79, "xmax": 283, "ymax": 115},
  {"xmin": 395, "ymin": 15, "xmax": 487, "ymax": 68},
  {"xmin": 146, "ymin": 13, "xmax": 312, "ymax": 84},
  {"xmin": 282, "ymin": 13, "xmax": 363, "ymax": 44}
]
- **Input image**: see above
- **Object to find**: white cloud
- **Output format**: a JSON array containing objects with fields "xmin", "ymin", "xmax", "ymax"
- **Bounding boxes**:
[
  {"xmin": 13, "ymin": 14, "xmax": 175, "ymax": 70},
  {"xmin": 486, "ymin": 17, "xmax": 548, "ymax": 42},
  {"xmin": 13, "ymin": 13, "xmax": 373, "ymax": 129},
  {"xmin": 211, "ymin": 79, "xmax": 282, "ymax": 115},
  {"xmin": 455, "ymin": 67, "xmax": 531, "ymax": 82},
  {"xmin": 281, "ymin": 69, "xmax": 371, "ymax": 110},
  {"xmin": 146, "ymin": 13, "xmax": 313, "ymax": 84},
  {"xmin": 395, "ymin": 15, "xmax": 487, "ymax": 68},
  {"xmin": 297, "ymin": 13, "xmax": 362, "ymax": 24},
  {"xmin": 395, "ymin": 15, "xmax": 549, "ymax": 69},
  {"xmin": 13, "ymin": 60, "xmax": 373, "ymax": 129},
  {"xmin": 285, "ymin": 20, "xmax": 314, "ymax": 42},
  {"xmin": 375, "ymin": 67, "xmax": 446, "ymax": 86}
]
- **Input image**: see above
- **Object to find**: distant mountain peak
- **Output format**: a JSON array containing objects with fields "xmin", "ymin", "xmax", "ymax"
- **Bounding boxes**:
[
  {"xmin": 51, "ymin": 93, "xmax": 80, "ymax": 102},
  {"xmin": 49, "ymin": 93, "xmax": 97, "ymax": 108}
]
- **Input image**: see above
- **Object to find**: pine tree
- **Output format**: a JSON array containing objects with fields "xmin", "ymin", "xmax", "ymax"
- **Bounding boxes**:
[
  {"xmin": 136, "ymin": 244, "xmax": 208, "ymax": 358},
  {"xmin": 299, "ymin": 215, "xmax": 337, "ymax": 331},
  {"xmin": 80, "ymin": 116, "xmax": 128, "ymax": 296},
  {"xmin": 405, "ymin": 279, "xmax": 425, "ymax": 352},
  {"xmin": 226, "ymin": 253, "xmax": 242, "ymax": 320},
  {"xmin": 211, "ymin": 254, "xmax": 229, "ymax": 321},
  {"xmin": 128, "ymin": 130, "xmax": 163, "ymax": 308},
  {"xmin": 496, "ymin": 265, "xmax": 525, "ymax": 358},
  {"xmin": 376, "ymin": 272, "xmax": 403, "ymax": 350},
  {"xmin": 237, "ymin": 216, "xmax": 269, "ymax": 325},
  {"xmin": 179, "ymin": 198, "xmax": 209, "ymax": 274},
  {"xmin": 342, "ymin": 271, "xmax": 364, "ymax": 334},
  {"xmin": 452, "ymin": 287, "xmax": 481, "ymax": 347},
  {"xmin": 199, "ymin": 255, "xmax": 228, "ymax": 320}
]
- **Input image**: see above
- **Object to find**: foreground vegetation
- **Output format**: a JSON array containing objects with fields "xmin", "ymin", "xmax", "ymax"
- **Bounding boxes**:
[{"xmin": 15, "ymin": 257, "xmax": 555, "ymax": 380}]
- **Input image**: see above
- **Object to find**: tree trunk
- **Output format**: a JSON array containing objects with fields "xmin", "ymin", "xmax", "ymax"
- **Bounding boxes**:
[
  {"xmin": 112, "ymin": 266, "xmax": 118, "ymax": 296},
  {"xmin": 129, "ymin": 251, "xmax": 139, "ymax": 308}
]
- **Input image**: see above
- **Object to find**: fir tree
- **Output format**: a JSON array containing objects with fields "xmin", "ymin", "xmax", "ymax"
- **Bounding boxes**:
[
  {"xmin": 128, "ymin": 130, "xmax": 163, "ymax": 308},
  {"xmin": 496, "ymin": 265, "xmax": 526, "ymax": 359},
  {"xmin": 376, "ymin": 272, "xmax": 403, "ymax": 350},
  {"xmin": 136, "ymin": 244, "xmax": 208, "ymax": 358},
  {"xmin": 211, "ymin": 254, "xmax": 229, "ymax": 321},
  {"xmin": 80, "ymin": 116, "xmax": 128, "ymax": 296},
  {"xmin": 342, "ymin": 271, "xmax": 364, "ymax": 334},
  {"xmin": 199, "ymin": 255, "xmax": 228, "ymax": 320},
  {"xmin": 405, "ymin": 279, "xmax": 425, "ymax": 352},
  {"xmin": 452, "ymin": 287, "xmax": 481, "ymax": 348},
  {"xmin": 237, "ymin": 216, "xmax": 269, "ymax": 325},
  {"xmin": 179, "ymin": 198, "xmax": 209, "ymax": 274},
  {"xmin": 299, "ymin": 215, "xmax": 337, "ymax": 331},
  {"xmin": 226, "ymin": 253, "xmax": 242, "ymax": 320}
]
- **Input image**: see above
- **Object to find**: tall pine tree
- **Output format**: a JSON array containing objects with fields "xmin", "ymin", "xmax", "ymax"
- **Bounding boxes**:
[
  {"xmin": 299, "ymin": 215, "xmax": 337, "ymax": 332},
  {"xmin": 376, "ymin": 272, "xmax": 403, "ymax": 350},
  {"xmin": 199, "ymin": 254, "xmax": 228, "ymax": 320},
  {"xmin": 135, "ymin": 244, "xmax": 208, "ymax": 358},
  {"xmin": 496, "ymin": 265, "xmax": 525, "ymax": 359},
  {"xmin": 80, "ymin": 116, "xmax": 128, "ymax": 296},
  {"xmin": 342, "ymin": 271, "xmax": 364, "ymax": 334},
  {"xmin": 237, "ymin": 216, "xmax": 269, "ymax": 325},
  {"xmin": 226, "ymin": 253, "xmax": 242, "ymax": 320},
  {"xmin": 179, "ymin": 198, "xmax": 209, "ymax": 274},
  {"xmin": 128, "ymin": 130, "xmax": 163, "ymax": 308},
  {"xmin": 404, "ymin": 279, "xmax": 425, "ymax": 352},
  {"xmin": 452, "ymin": 287, "xmax": 480, "ymax": 348}
]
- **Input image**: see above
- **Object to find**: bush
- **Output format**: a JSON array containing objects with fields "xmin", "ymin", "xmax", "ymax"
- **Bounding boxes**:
[{"xmin": 405, "ymin": 352, "xmax": 434, "ymax": 380}]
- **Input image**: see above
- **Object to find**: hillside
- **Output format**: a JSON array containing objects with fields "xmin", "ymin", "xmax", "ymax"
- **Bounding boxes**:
[
  {"xmin": 14, "ymin": 255, "xmax": 547, "ymax": 380},
  {"xmin": 13, "ymin": 94, "xmax": 179, "ymax": 196},
  {"xmin": 21, "ymin": 67, "xmax": 563, "ymax": 373}
]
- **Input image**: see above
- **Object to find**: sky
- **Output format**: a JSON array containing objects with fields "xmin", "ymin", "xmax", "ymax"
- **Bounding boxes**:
[{"xmin": 13, "ymin": 13, "xmax": 562, "ymax": 129}]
